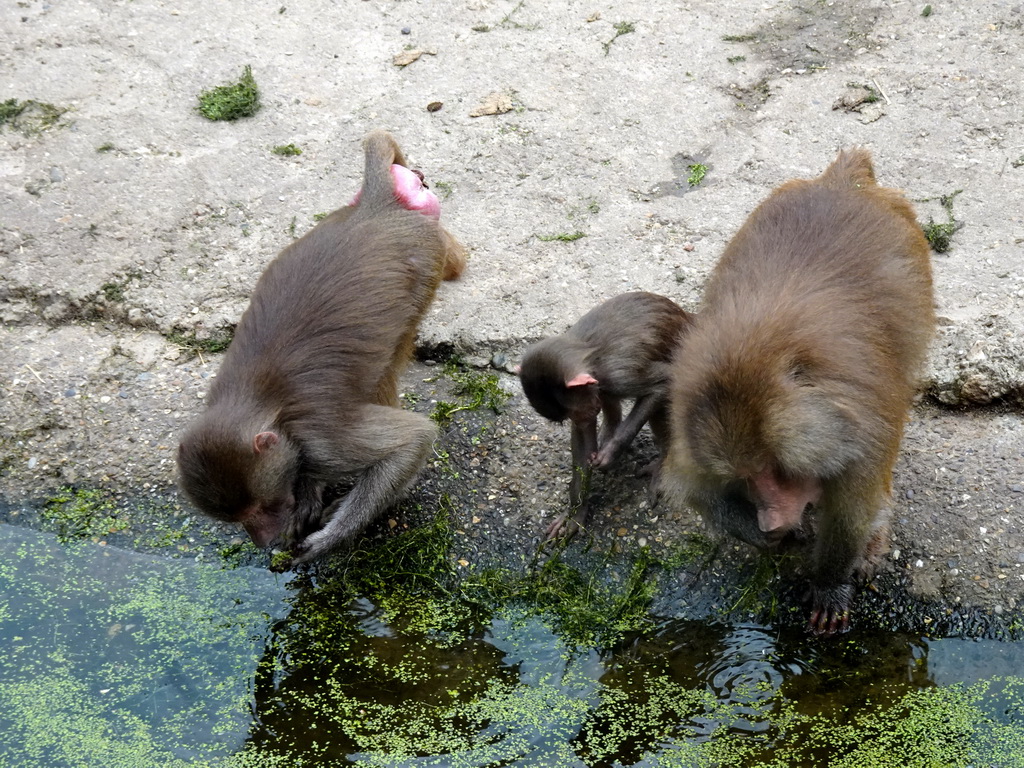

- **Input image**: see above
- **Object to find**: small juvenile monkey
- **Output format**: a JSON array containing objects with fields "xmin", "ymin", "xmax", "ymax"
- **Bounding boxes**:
[
  {"xmin": 661, "ymin": 149, "xmax": 935, "ymax": 636},
  {"xmin": 519, "ymin": 292, "xmax": 693, "ymax": 540},
  {"xmin": 177, "ymin": 130, "xmax": 466, "ymax": 569}
]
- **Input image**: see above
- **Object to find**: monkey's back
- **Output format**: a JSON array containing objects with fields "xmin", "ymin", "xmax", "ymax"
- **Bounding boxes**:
[
  {"xmin": 208, "ymin": 206, "xmax": 448, "ymax": 422},
  {"xmin": 571, "ymin": 292, "xmax": 691, "ymax": 398},
  {"xmin": 679, "ymin": 150, "xmax": 934, "ymax": 439}
]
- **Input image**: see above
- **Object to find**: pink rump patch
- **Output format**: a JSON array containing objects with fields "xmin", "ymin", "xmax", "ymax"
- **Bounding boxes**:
[
  {"xmin": 391, "ymin": 164, "xmax": 441, "ymax": 219},
  {"xmin": 345, "ymin": 165, "xmax": 442, "ymax": 219}
]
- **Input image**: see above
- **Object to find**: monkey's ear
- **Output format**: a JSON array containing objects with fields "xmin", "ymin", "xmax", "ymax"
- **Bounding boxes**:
[
  {"xmin": 253, "ymin": 431, "xmax": 280, "ymax": 454},
  {"xmin": 512, "ymin": 364, "xmax": 522, "ymax": 375},
  {"xmin": 566, "ymin": 373, "xmax": 598, "ymax": 388}
]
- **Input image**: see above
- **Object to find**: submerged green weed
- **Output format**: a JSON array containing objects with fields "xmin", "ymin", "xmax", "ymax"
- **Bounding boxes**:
[
  {"xmin": 197, "ymin": 65, "xmax": 260, "ymax": 121},
  {"xmin": 466, "ymin": 547, "xmax": 659, "ymax": 648}
]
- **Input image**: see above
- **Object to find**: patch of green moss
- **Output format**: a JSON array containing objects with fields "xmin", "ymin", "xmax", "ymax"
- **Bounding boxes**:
[
  {"xmin": 432, "ymin": 180, "xmax": 454, "ymax": 200},
  {"xmin": 537, "ymin": 230, "xmax": 586, "ymax": 242},
  {"xmin": 166, "ymin": 329, "xmax": 233, "ymax": 357},
  {"xmin": 429, "ymin": 359, "xmax": 510, "ymax": 425},
  {"xmin": 921, "ymin": 4, "xmax": 933, "ymax": 17},
  {"xmin": 41, "ymin": 487, "xmax": 126, "ymax": 543},
  {"xmin": 96, "ymin": 142, "xmax": 116, "ymax": 153},
  {"xmin": 603, "ymin": 20, "xmax": 636, "ymax": 55},
  {"xmin": 722, "ymin": 33, "xmax": 758, "ymax": 42},
  {"xmin": 197, "ymin": 65, "xmax": 260, "ymax": 121},
  {"xmin": 921, "ymin": 188, "xmax": 963, "ymax": 253},
  {"xmin": 101, "ymin": 281, "xmax": 126, "ymax": 302},
  {"xmin": 0, "ymin": 98, "xmax": 69, "ymax": 134},
  {"xmin": 312, "ymin": 211, "xmax": 329, "ymax": 222},
  {"xmin": 727, "ymin": 54, "xmax": 747, "ymax": 64},
  {"xmin": 271, "ymin": 143, "xmax": 302, "ymax": 156},
  {"xmin": 687, "ymin": 163, "xmax": 709, "ymax": 187}
]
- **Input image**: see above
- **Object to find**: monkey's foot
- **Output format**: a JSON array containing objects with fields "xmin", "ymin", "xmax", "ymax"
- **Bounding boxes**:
[
  {"xmin": 545, "ymin": 511, "xmax": 588, "ymax": 542},
  {"xmin": 637, "ymin": 459, "xmax": 663, "ymax": 508},
  {"xmin": 807, "ymin": 583, "xmax": 855, "ymax": 637}
]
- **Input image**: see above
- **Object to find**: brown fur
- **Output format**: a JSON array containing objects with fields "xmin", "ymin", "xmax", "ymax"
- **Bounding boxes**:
[
  {"xmin": 177, "ymin": 130, "xmax": 465, "ymax": 568},
  {"xmin": 662, "ymin": 148, "xmax": 934, "ymax": 635},
  {"xmin": 520, "ymin": 292, "xmax": 693, "ymax": 539}
]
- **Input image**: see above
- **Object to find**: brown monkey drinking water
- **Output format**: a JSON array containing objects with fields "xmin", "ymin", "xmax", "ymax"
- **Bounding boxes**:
[
  {"xmin": 519, "ymin": 292, "xmax": 693, "ymax": 540},
  {"xmin": 177, "ymin": 130, "xmax": 466, "ymax": 569},
  {"xmin": 661, "ymin": 149, "xmax": 935, "ymax": 636}
]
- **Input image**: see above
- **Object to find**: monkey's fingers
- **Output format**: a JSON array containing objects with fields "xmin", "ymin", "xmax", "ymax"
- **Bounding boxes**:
[
  {"xmin": 807, "ymin": 584, "xmax": 855, "ymax": 637},
  {"xmin": 590, "ymin": 445, "xmax": 618, "ymax": 471},
  {"xmin": 545, "ymin": 512, "xmax": 586, "ymax": 542}
]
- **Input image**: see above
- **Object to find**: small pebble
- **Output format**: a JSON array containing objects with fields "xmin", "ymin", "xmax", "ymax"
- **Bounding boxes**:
[
  {"xmin": 905, "ymin": 489, "xmax": 914, "ymax": 499},
  {"xmin": 401, "ymin": 26, "xmax": 411, "ymax": 34},
  {"xmin": 49, "ymin": 166, "xmax": 64, "ymax": 182}
]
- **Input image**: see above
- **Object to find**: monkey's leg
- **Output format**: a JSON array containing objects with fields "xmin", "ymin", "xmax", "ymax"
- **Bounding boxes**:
[
  {"xmin": 640, "ymin": 406, "xmax": 671, "ymax": 506},
  {"xmin": 289, "ymin": 407, "xmax": 438, "ymax": 565},
  {"xmin": 545, "ymin": 417, "xmax": 598, "ymax": 541},
  {"xmin": 439, "ymin": 227, "xmax": 467, "ymax": 281},
  {"xmin": 599, "ymin": 397, "xmax": 623, "ymax": 447},
  {"xmin": 592, "ymin": 394, "xmax": 660, "ymax": 470}
]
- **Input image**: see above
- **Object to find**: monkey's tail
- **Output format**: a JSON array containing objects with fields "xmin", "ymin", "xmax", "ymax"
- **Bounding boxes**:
[
  {"xmin": 819, "ymin": 147, "xmax": 877, "ymax": 190},
  {"xmin": 360, "ymin": 129, "xmax": 410, "ymax": 207}
]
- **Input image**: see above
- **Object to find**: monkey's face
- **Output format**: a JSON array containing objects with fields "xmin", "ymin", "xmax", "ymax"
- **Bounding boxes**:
[{"xmin": 178, "ymin": 424, "xmax": 300, "ymax": 548}]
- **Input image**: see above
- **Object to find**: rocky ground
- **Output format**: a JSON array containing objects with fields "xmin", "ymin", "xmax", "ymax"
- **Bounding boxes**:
[{"xmin": 2, "ymin": 0, "xmax": 1022, "ymax": 629}]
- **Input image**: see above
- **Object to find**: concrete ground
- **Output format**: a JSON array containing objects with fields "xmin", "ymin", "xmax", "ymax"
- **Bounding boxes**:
[{"xmin": 1, "ymin": 0, "xmax": 1022, "ymax": 621}]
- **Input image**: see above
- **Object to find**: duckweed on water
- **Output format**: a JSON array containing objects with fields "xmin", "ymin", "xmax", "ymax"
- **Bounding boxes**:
[{"xmin": 4, "ymin": 515, "xmax": 1024, "ymax": 767}]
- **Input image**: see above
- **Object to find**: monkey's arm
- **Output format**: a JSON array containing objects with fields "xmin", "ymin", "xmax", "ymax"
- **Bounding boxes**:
[
  {"xmin": 545, "ymin": 416, "xmax": 598, "ymax": 541},
  {"xmin": 591, "ymin": 394, "xmax": 661, "ymax": 470},
  {"xmin": 286, "ymin": 474, "xmax": 326, "ymax": 544},
  {"xmin": 285, "ymin": 406, "xmax": 438, "ymax": 566},
  {"xmin": 808, "ymin": 482, "xmax": 883, "ymax": 636}
]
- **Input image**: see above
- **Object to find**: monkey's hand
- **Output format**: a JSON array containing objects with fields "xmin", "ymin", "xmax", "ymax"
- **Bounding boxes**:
[
  {"xmin": 545, "ymin": 509, "xmax": 588, "ymax": 542},
  {"xmin": 808, "ymin": 583, "xmax": 855, "ymax": 637},
  {"xmin": 590, "ymin": 443, "xmax": 619, "ymax": 471}
]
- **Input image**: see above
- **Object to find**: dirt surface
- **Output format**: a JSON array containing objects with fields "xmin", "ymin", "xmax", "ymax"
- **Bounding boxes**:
[{"xmin": 2, "ymin": 0, "xmax": 1023, "ymax": 624}]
